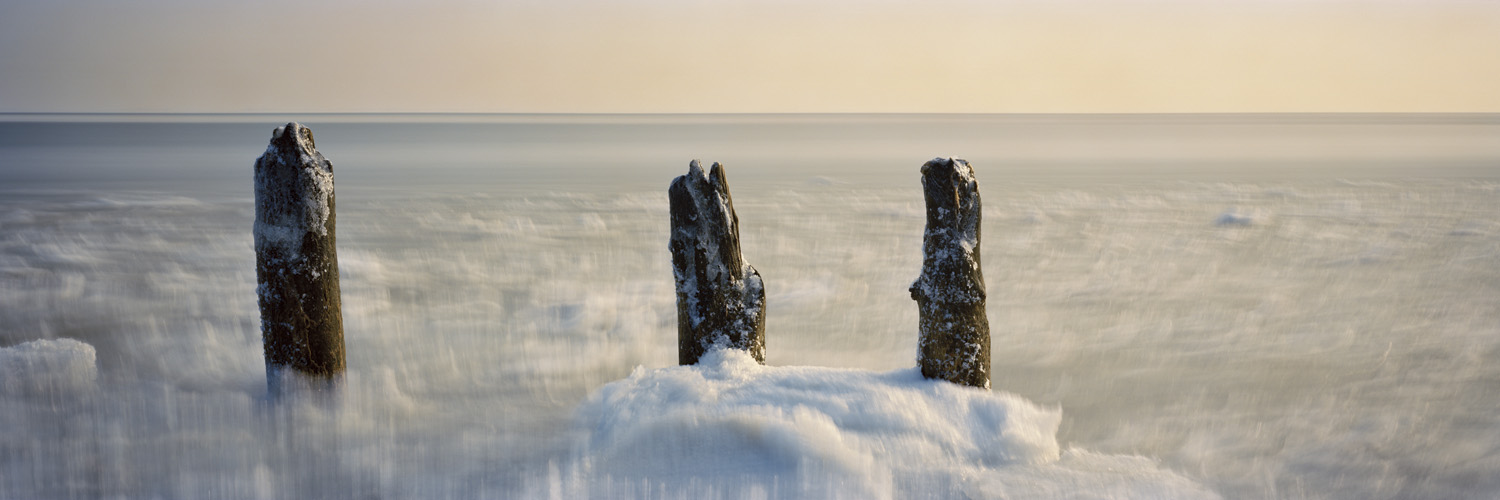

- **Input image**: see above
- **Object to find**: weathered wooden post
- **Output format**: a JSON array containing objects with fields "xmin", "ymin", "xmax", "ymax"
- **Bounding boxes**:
[
  {"xmin": 254, "ymin": 122, "xmax": 345, "ymax": 391},
  {"xmin": 910, "ymin": 157, "xmax": 990, "ymax": 388},
  {"xmin": 669, "ymin": 160, "xmax": 767, "ymax": 365}
]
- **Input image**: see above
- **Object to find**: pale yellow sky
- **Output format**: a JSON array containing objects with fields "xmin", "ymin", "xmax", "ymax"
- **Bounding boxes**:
[{"xmin": 1, "ymin": 0, "xmax": 1497, "ymax": 113}]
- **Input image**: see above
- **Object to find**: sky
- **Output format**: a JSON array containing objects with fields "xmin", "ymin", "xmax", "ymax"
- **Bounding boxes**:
[{"xmin": 0, "ymin": 0, "xmax": 1497, "ymax": 114}]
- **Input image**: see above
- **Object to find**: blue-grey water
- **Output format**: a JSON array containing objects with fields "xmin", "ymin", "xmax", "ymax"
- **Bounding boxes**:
[{"xmin": 1, "ymin": 114, "xmax": 1497, "ymax": 499}]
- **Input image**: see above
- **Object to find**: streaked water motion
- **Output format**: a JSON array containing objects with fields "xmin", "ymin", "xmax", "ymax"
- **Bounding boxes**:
[{"xmin": 1, "ymin": 114, "xmax": 1497, "ymax": 498}]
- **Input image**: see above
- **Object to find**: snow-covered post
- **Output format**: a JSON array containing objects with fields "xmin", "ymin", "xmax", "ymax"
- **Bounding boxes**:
[
  {"xmin": 254, "ymin": 123, "xmax": 345, "ymax": 390},
  {"xmin": 669, "ymin": 160, "xmax": 766, "ymax": 365},
  {"xmin": 910, "ymin": 157, "xmax": 990, "ymax": 389}
]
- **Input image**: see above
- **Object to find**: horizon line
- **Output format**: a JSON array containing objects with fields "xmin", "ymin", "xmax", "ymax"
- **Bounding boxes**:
[
  {"xmin": 5, "ymin": 111, "xmax": 1500, "ymax": 116},
  {"xmin": 3, "ymin": 111, "xmax": 1499, "ymax": 125}
]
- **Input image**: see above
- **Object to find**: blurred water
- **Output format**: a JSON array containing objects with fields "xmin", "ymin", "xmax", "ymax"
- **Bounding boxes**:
[{"xmin": 0, "ymin": 114, "xmax": 1498, "ymax": 498}]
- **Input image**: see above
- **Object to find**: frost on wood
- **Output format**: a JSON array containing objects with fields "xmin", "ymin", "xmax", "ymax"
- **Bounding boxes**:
[
  {"xmin": 910, "ymin": 157, "xmax": 990, "ymax": 389},
  {"xmin": 254, "ymin": 122, "xmax": 345, "ymax": 385},
  {"xmin": 669, "ymin": 160, "xmax": 767, "ymax": 365}
]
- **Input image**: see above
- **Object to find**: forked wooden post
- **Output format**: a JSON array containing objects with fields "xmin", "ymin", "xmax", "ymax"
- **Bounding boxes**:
[
  {"xmin": 669, "ymin": 160, "xmax": 766, "ymax": 365},
  {"xmin": 254, "ymin": 122, "xmax": 346, "ymax": 391},
  {"xmin": 910, "ymin": 157, "xmax": 990, "ymax": 389}
]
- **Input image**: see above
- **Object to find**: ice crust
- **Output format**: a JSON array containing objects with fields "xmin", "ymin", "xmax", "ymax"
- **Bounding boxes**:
[
  {"xmin": 254, "ymin": 122, "xmax": 334, "ymax": 252},
  {"xmin": 911, "ymin": 157, "xmax": 983, "ymax": 305},
  {"xmin": 0, "ymin": 338, "xmax": 97, "ymax": 396},
  {"xmin": 552, "ymin": 348, "xmax": 1217, "ymax": 499}
]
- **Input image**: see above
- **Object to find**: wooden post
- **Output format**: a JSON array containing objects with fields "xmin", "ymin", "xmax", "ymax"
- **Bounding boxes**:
[
  {"xmin": 254, "ymin": 122, "xmax": 345, "ymax": 391},
  {"xmin": 910, "ymin": 157, "xmax": 990, "ymax": 389},
  {"xmin": 669, "ymin": 160, "xmax": 766, "ymax": 365}
]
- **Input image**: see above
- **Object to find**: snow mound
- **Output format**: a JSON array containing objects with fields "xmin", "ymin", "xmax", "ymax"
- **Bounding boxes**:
[
  {"xmin": 554, "ymin": 348, "xmax": 1218, "ymax": 499},
  {"xmin": 0, "ymin": 338, "xmax": 97, "ymax": 396}
]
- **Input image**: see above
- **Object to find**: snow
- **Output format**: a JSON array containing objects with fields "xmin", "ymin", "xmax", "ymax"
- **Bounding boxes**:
[
  {"xmin": 0, "ymin": 338, "xmax": 97, "ymax": 397},
  {"xmin": 254, "ymin": 122, "xmax": 335, "ymax": 248},
  {"xmin": 546, "ymin": 348, "xmax": 1216, "ymax": 499},
  {"xmin": 253, "ymin": 122, "xmax": 338, "ymax": 306},
  {"xmin": 911, "ymin": 157, "xmax": 984, "ymax": 305}
]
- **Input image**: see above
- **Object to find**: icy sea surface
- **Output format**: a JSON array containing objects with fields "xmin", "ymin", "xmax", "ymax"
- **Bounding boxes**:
[{"xmin": 0, "ymin": 114, "xmax": 1497, "ymax": 499}]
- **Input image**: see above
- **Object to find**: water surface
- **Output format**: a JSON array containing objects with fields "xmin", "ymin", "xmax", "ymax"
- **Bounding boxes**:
[{"xmin": 1, "ymin": 114, "xmax": 1497, "ymax": 499}]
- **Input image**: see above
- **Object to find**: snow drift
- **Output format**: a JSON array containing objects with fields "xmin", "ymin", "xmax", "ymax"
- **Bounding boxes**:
[{"xmin": 546, "ymin": 348, "xmax": 1219, "ymax": 499}]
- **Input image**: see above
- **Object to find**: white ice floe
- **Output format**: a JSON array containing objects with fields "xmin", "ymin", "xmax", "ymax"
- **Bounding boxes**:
[
  {"xmin": 0, "ymin": 338, "xmax": 97, "ymax": 397},
  {"xmin": 1213, "ymin": 211, "xmax": 1255, "ymax": 227}
]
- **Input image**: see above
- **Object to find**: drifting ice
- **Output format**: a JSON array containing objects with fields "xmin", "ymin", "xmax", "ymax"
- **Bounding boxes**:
[{"xmin": 0, "ymin": 338, "xmax": 97, "ymax": 396}]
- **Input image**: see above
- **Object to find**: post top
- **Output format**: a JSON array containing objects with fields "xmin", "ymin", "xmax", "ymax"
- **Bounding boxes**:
[{"xmin": 269, "ymin": 122, "xmax": 317, "ymax": 153}]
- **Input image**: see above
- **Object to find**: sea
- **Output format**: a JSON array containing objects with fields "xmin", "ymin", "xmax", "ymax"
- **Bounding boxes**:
[{"xmin": 0, "ymin": 113, "xmax": 1497, "ymax": 499}]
